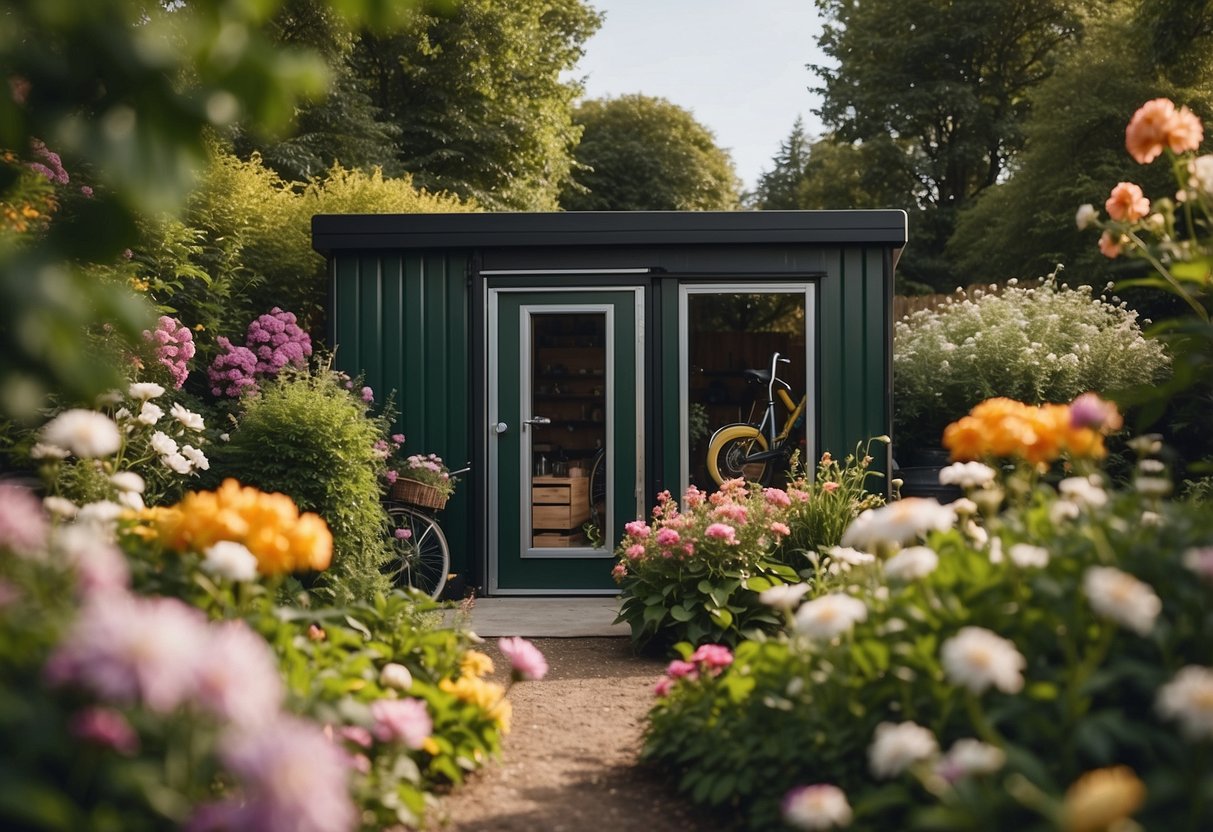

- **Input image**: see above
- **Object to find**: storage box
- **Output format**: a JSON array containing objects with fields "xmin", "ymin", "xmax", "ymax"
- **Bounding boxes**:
[
  {"xmin": 531, "ymin": 476, "xmax": 590, "ymax": 529},
  {"xmin": 532, "ymin": 531, "xmax": 586, "ymax": 547}
]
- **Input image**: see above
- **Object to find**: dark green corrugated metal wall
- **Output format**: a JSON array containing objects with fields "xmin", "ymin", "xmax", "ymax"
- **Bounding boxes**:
[{"xmin": 329, "ymin": 251, "xmax": 472, "ymax": 575}]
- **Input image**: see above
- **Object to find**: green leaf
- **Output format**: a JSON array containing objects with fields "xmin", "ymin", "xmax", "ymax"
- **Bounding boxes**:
[
  {"xmin": 745, "ymin": 576, "xmax": 773, "ymax": 592},
  {"xmin": 670, "ymin": 603, "xmax": 696, "ymax": 622},
  {"xmin": 710, "ymin": 607, "xmax": 734, "ymax": 628}
]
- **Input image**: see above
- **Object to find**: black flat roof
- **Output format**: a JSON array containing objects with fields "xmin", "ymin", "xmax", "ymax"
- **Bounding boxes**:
[{"xmin": 312, "ymin": 210, "xmax": 908, "ymax": 254}]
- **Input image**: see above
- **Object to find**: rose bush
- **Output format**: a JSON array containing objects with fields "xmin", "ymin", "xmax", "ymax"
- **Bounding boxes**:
[{"xmin": 642, "ymin": 397, "xmax": 1213, "ymax": 831}]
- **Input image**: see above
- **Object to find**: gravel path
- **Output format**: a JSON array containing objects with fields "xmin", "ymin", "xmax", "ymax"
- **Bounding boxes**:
[{"xmin": 433, "ymin": 638, "xmax": 712, "ymax": 831}]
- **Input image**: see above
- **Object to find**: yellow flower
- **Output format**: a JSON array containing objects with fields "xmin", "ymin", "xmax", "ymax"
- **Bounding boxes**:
[
  {"xmin": 944, "ymin": 398, "xmax": 1107, "ymax": 465},
  {"xmin": 461, "ymin": 649, "xmax": 495, "ymax": 678},
  {"xmin": 1062, "ymin": 766, "xmax": 1145, "ymax": 832},
  {"xmin": 439, "ymin": 676, "xmax": 510, "ymax": 732},
  {"xmin": 422, "ymin": 737, "xmax": 440, "ymax": 755}
]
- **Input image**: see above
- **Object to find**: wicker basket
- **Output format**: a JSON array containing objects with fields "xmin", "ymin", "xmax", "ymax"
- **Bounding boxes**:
[{"xmin": 391, "ymin": 477, "xmax": 449, "ymax": 510}]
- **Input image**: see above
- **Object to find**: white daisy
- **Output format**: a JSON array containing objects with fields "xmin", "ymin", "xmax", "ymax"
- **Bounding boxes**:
[
  {"xmin": 1083, "ymin": 567, "xmax": 1161, "ymax": 636},
  {"xmin": 841, "ymin": 498, "xmax": 957, "ymax": 551},
  {"xmin": 868, "ymin": 721, "xmax": 938, "ymax": 779},
  {"xmin": 40, "ymin": 410, "xmax": 121, "ymax": 459},
  {"xmin": 759, "ymin": 583, "xmax": 811, "ymax": 610},
  {"xmin": 883, "ymin": 546, "xmax": 939, "ymax": 581},
  {"xmin": 793, "ymin": 594, "xmax": 867, "ymax": 640},
  {"xmin": 941, "ymin": 627, "xmax": 1026, "ymax": 695}
]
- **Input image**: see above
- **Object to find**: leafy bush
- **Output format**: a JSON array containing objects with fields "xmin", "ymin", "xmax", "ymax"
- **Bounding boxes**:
[
  {"xmin": 893, "ymin": 275, "xmax": 1169, "ymax": 452},
  {"xmin": 643, "ymin": 401, "xmax": 1213, "ymax": 831},
  {"xmin": 614, "ymin": 447, "xmax": 883, "ymax": 653},
  {"xmin": 207, "ymin": 367, "xmax": 392, "ymax": 602}
]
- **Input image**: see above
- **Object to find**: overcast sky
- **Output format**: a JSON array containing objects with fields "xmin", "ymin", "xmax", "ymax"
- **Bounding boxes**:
[{"xmin": 573, "ymin": 1, "xmax": 829, "ymax": 193}]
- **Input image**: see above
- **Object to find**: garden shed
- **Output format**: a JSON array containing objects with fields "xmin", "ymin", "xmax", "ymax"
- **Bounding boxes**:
[{"xmin": 312, "ymin": 210, "xmax": 906, "ymax": 595}]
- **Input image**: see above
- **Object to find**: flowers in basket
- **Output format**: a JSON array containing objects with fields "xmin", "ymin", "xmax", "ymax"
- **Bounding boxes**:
[{"xmin": 388, "ymin": 453, "xmax": 456, "ymax": 501}]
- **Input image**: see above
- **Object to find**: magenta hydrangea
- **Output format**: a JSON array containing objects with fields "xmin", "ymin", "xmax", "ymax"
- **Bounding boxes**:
[
  {"xmin": 143, "ymin": 315, "xmax": 196, "ymax": 389},
  {"xmin": 27, "ymin": 138, "xmax": 69, "ymax": 185},
  {"xmin": 245, "ymin": 307, "xmax": 312, "ymax": 377},
  {"xmin": 208, "ymin": 336, "xmax": 259, "ymax": 398}
]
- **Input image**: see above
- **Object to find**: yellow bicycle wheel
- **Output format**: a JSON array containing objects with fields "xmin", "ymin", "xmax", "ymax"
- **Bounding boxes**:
[{"xmin": 706, "ymin": 424, "xmax": 770, "ymax": 486}]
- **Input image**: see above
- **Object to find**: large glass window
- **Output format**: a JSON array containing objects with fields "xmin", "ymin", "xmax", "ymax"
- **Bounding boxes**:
[{"xmin": 680, "ymin": 286, "xmax": 814, "ymax": 491}]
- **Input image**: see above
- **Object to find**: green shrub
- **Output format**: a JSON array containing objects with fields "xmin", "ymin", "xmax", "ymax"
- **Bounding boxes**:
[
  {"xmin": 643, "ymin": 451, "xmax": 1213, "ymax": 831},
  {"xmin": 894, "ymin": 275, "xmax": 1170, "ymax": 452},
  {"xmin": 208, "ymin": 367, "xmax": 391, "ymax": 602}
]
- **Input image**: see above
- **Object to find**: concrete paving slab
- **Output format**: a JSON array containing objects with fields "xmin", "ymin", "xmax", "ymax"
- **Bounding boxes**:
[{"xmin": 450, "ymin": 597, "xmax": 629, "ymax": 638}]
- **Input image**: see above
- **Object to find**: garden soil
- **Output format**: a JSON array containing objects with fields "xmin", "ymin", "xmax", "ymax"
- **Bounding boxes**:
[{"xmin": 434, "ymin": 638, "xmax": 715, "ymax": 831}]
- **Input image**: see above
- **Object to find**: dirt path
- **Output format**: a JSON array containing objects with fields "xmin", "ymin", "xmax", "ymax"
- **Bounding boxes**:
[{"xmin": 434, "ymin": 638, "xmax": 712, "ymax": 831}]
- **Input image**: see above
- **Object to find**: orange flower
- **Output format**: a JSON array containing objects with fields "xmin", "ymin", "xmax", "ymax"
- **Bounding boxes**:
[
  {"xmin": 943, "ymin": 398, "xmax": 1107, "ymax": 465},
  {"xmin": 1098, "ymin": 230, "xmax": 1123, "ymax": 259},
  {"xmin": 1126, "ymin": 98, "xmax": 1178, "ymax": 164},
  {"xmin": 1168, "ymin": 105, "xmax": 1204, "ymax": 153},
  {"xmin": 1104, "ymin": 182, "xmax": 1150, "ymax": 221}
]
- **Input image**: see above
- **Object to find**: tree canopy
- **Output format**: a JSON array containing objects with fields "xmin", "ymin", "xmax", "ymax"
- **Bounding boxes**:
[{"xmin": 559, "ymin": 94, "xmax": 741, "ymax": 212}]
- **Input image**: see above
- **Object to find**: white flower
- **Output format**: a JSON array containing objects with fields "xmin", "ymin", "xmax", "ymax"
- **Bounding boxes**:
[
  {"xmin": 939, "ymin": 462, "xmax": 996, "ymax": 489},
  {"xmin": 987, "ymin": 537, "xmax": 1003, "ymax": 564},
  {"xmin": 77, "ymin": 500, "xmax": 124, "ymax": 530},
  {"xmin": 827, "ymin": 546, "xmax": 877, "ymax": 568},
  {"xmin": 116, "ymin": 491, "xmax": 145, "ymax": 511},
  {"xmin": 1083, "ymin": 567, "xmax": 1161, "ymax": 636},
  {"xmin": 841, "ymin": 498, "xmax": 957, "ymax": 551},
  {"xmin": 181, "ymin": 445, "xmax": 209, "ymax": 471},
  {"xmin": 949, "ymin": 497, "xmax": 978, "ymax": 516},
  {"xmin": 1058, "ymin": 476, "xmax": 1107, "ymax": 509},
  {"xmin": 1189, "ymin": 154, "xmax": 1213, "ymax": 197},
  {"xmin": 43, "ymin": 496, "xmax": 78, "ymax": 518},
  {"xmin": 1182, "ymin": 547, "xmax": 1213, "ymax": 583},
  {"xmin": 1008, "ymin": 543, "xmax": 1049, "ymax": 569},
  {"xmin": 1133, "ymin": 476, "xmax": 1172, "ymax": 498},
  {"xmin": 936, "ymin": 739, "xmax": 1006, "ymax": 782},
  {"xmin": 1050, "ymin": 500, "xmax": 1081, "ymax": 525},
  {"xmin": 962, "ymin": 519, "xmax": 988, "ymax": 548},
  {"xmin": 109, "ymin": 472, "xmax": 145, "ymax": 494},
  {"xmin": 1156, "ymin": 665, "xmax": 1213, "ymax": 740},
  {"xmin": 162, "ymin": 453, "xmax": 193, "ymax": 475},
  {"xmin": 379, "ymin": 662, "xmax": 414, "ymax": 691},
  {"xmin": 868, "ymin": 721, "xmax": 939, "ymax": 779},
  {"xmin": 782, "ymin": 784, "xmax": 853, "ymax": 830},
  {"xmin": 202, "ymin": 541, "xmax": 260, "ymax": 582},
  {"xmin": 95, "ymin": 389, "xmax": 123, "ymax": 407},
  {"xmin": 794, "ymin": 594, "xmax": 867, "ymax": 640},
  {"xmin": 1075, "ymin": 203, "xmax": 1098, "ymax": 230},
  {"xmin": 30, "ymin": 442, "xmax": 70, "ymax": 460},
  {"xmin": 941, "ymin": 627, "xmax": 1026, "ymax": 695},
  {"xmin": 759, "ymin": 583, "xmax": 812, "ymax": 610},
  {"xmin": 128, "ymin": 382, "xmax": 165, "ymax": 400},
  {"xmin": 150, "ymin": 431, "xmax": 178, "ymax": 456},
  {"xmin": 170, "ymin": 402, "xmax": 205, "ymax": 431},
  {"xmin": 219, "ymin": 432, "xmax": 231, "ymax": 442},
  {"xmin": 41, "ymin": 410, "xmax": 121, "ymax": 459},
  {"xmin": 136, "ymin": 401, "xmax": 163, "ymax": 426},
  {"xmin": 884, "ymin": 546, "xmax": 939, "ymax": 581}
]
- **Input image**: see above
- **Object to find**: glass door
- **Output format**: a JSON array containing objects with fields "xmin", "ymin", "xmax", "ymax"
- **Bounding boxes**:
[{"xmin": 488, "ymin": 288, "xmax": 642, "ymax": 592}]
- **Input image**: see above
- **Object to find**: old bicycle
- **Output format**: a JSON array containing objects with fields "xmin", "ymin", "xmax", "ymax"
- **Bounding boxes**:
[
  {"xmin": 382, "ymin": 465, "xmax": 469, "ymax": 599},
  {"xmin": 705, "ymin": 352, "xmax": 806, "ymax": 486}
]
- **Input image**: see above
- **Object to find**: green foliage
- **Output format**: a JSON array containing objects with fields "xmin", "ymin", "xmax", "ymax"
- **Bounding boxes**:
[
  {"xmin": 751, "ymin": 117, "xmax": 811, "ymax": 209},
  {"xmin": 560, "ymin": 94, "xmax": 741, "ymax": 211},
  {"xmin": 644, "ymin": 461, "xmax": 1213, "ymax": 830},
  {"xmin": 208, "ymin": 367, "xmax": 392, "ymax": 602},
  {"xmin": 894, "ymin": 276, "xmax": 1170, "ymax": 450},
  {"xmin": 811, "ymin": 0, "xmax": 1084, "ymax": 290},
  {"xmin": 351, "ymin": 0, "xmax": 602, "ymax": 210},
  {"xmin": 776, "ymin": 443, "xmax": 888, "ymax": 561}
]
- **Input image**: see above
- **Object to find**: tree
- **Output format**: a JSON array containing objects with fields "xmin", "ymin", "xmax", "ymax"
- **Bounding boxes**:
[
  {"xmin": 752, "ymin": 117, "xmax": 811, "ymax": 209},
  {"xmin": 948, "ymin": 2, "xmax": 1213, "ymax": 285},
  {"xmin": 352, "ymin": 0, "xmax": 601, "ymax": 211},
  {"xmin": 559, "ymin": 94, "xmax": 741, "ymax": 212},
  {"xmin": 811, "ymin": 0, "xmax": 1083, "ymax": 289}
]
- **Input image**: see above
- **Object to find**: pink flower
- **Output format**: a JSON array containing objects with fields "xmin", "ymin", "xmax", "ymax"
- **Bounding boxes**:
[
  {"xmin": 44, "ymin": 593, "xmax": 211, "ymax": 713},
  {"xmin": 655, "ymin": 528, "xmax": 681, "ymax": 547},
  {"xmin": 499, "ymin": 636, "xmax": 549, "ymax": 681},
  {"xmin": 653, "ymin": 677, "xmax": 674, "ymax": 697},
  {"xmin": 360, "ymin": 386, "xmax": 374, "ymax": 403},
  {"xmin": 624, "ymin": 520, "xmax": 651, "ymax": 539},
  {"xmin": 385, "ymin": 470, "xmax": 398, "ymax": 484},
  {"xmin": 392, "ymin": 433, "xmax": 405, "ymax": 444},
  {"xmin": 683, "ymin": 485, "xmax": 706, "ymax": 508},
  {"xmin": 713, "ymin": 503, "xmax": 749, "ymax": 524},
  {"xmin": 611, "ymin": 563, "xmax": 628, "ymax": 582},
  {"xmin": 207, "ymin": 716, "xmax": 357, "ymax": 832},
  {"xmin": 1069, "ymin": 393, "xmax": 1123, "ymax": 432},
  {"xmin": 143, "ymin": 316, "xmax": 195, "ymax": 389},
  {"xmin": 666, "ymin": 659, "xmax": 699, "ymax": 679},
  {"xmin": 70, "ymin": 707, "xmax": 139, "ymax": 755},
  {"xmin": 690, "ymin": 644, "xmax": 734, "ymax": 672},
  {"xmin": 193, "ymin": 621, "xmax": 283, "ymax": 728},
  {"xmin": 1098, "ymin": 230, "xmax": 1123, "ymax": 259},
  {"xmin": 307, "ymin": 624, "xmax": 326, "ymax": 641},
  {"xmin": 770, "ymin": 521, "xmax": 791, "ymax": 537},
  {"xmin": 822, "ymin": 481, "xmax": 840, "ymax": 494},
  {"xmin": 55, "ymin": 525, "xmax": 130, "ymax": 596},
  {"xmin": 682, "ymin": 542, "xmax": 695, "ymax": 557},
  {"xmin": 339, "ymin": 725, "xmax": 373, "ymax": 748},
  {"xmin": 788, "ymin": 488, "xmax": 811, "ymax": 503},
  {"xmin": 1126, "ymin": 98, "xmax": 1180, "ymax": 164},
  {"xmin": 764, "ymin": 487, "xmax": 792, "ymax": 507},
  {"xmin": 1105, "ymin": 182, "xmax": 1150, "ymax": 221},
  {"xmin": 625, "ymin": 543, "xmax": 644, "ymax": 559},
  {"xmin": 0, "ymin": 483, "xmax": 48, "ymax": 558},
  {"xmin": 370, "ymin": 698, "xmax": 431, "ymax": 748},
  {"xmin": 704, "ymin": 523, "xmax": 738, "ymax": 545}
]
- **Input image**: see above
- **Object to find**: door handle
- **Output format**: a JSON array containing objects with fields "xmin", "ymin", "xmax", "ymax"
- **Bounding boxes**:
[
  {"xmin": 523, "ymin": 416, "xmax": 551, "ymax": 427},
  {"xmin": 492, "ymin": 422, "xmax": 509, "ymax": 435}
]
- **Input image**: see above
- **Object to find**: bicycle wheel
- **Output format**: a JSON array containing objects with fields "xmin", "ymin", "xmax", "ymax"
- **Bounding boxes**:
[
  {"xmin": 384, "ymin": 505, "xmax": 450, "ymax": 600},
  {"xmin": 707, "ymin": 425, "xmax": 772, "ymax": 486}
]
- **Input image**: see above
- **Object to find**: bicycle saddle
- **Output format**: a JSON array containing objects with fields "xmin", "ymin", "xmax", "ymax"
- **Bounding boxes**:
[{"xmin": 742, "ymin": 368, "xmax": 771, "ymax": 384}]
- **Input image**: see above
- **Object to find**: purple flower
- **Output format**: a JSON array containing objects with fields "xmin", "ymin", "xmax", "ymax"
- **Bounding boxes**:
[
  {"xmin": 208, "ymin": 336, "xmax": 259, "ymax": 398},
  {"xmin": 70, "ymin": 707, "xmax": 139, "ymax": 755},
  {"xmin": 245, "ymin": 308, "xmax": 312, "ymax": 377},
  {"xmin": 0, "ymin": 483, "xmax": 48, "ymax": 558},
  {"xmin": 370, "ymin": 698, "xmax": 431, "ymax": 748},
  {"xmin": 142, "ymin": 316, "xmax": 195, "ymax": 389},
  {"xmin": 360, "ymin": 386, "xmax": 374, "ymax": 403},
  {"xmin": 192, "ymin": 621, "xmax": 283, "ymax": 727},
  {"xmin": 80, "ymin": 185, "xmax": 94, "ymax": 198},
  {"xmin": 498, "ymin": 636, "xmax": 549, "ymax": 681},
  {"xmin": 27, "ymin": 139, "xmax": 69, "ymax": 184}
]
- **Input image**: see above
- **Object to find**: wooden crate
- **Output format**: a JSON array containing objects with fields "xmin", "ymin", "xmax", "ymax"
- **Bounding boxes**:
[
  {"xmin": 531, "ymin": 476, "xmax": 590, "ymax": 530},
  {"xmin": 532, "ymin": 531, "xmax": 586, "ymax": 547}
]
